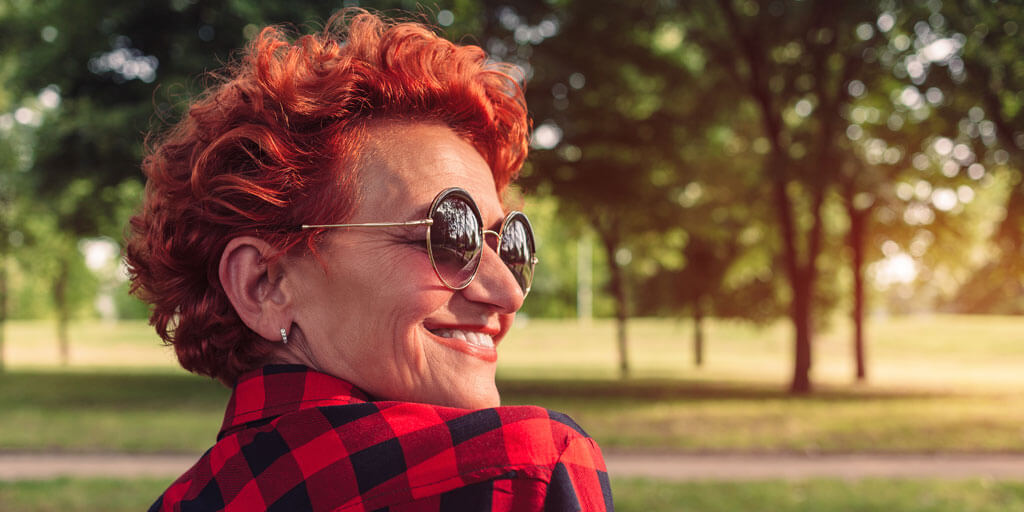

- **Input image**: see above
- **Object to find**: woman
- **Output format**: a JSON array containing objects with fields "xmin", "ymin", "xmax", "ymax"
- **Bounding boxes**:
[{"xmin": 126, "ymin": 10, "xmax": 612, "ymax": 511}]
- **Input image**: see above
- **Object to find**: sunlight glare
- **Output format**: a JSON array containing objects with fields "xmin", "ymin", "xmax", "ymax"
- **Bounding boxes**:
[
  {"xmin": 921, "ymin": 38, "xmax": 959, "ymax": 63},
  {"xmin": 531, "ymin": 122, "xmax": 562, "ymax": 149},
  {"xmin": 873, "ymin": 252, "xmax": 918, "ymax": 287}
]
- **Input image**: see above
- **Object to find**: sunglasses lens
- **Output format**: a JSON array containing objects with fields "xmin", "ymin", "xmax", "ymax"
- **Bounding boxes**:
[
  {"xmin": 429, "ymin": 194, "xmax": 483, "ymax": 288},
  {"xmin": 499, "ymin": 213, "xmax": 536, "ymax": 294}
]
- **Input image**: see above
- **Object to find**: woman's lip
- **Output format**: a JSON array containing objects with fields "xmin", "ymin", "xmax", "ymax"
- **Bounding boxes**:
[
  {"xmin": 422, "ymin": 323, "xmax": 501, "ymax": 336},
  {"xmin": 422, "ymin": 325, "xmax": 500, "ymax": 362}
]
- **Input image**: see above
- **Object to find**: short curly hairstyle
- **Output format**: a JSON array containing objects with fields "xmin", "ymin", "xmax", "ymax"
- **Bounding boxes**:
[{"xmin": 124, "ymin": 10, "xmax": 530, "ymax": 385}]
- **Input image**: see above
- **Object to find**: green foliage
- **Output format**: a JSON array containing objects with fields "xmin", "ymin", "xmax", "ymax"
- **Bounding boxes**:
[
  {"xmin": 518, "ymin": 194, "xmax": 580, "ymax": 318},
  {"xmin": 11, "ymin": 197, "xmax": 99, "ymax": 320},
  {"xmin": 894, "ymin": 0, "xmax": 1024, "ymax": 313},
  {"xmin": 518, "ymin": 193, "xmax": 618, "ymax": 319},
  {"xmin": 4, "ymin": 257, "xmax": 94, "ymax": 321},
  {"xmin": 1, "ymin": 0, "xmax": 1023, "ymax": 378},
  {"xmin": 111, "ymin": 281, "xmax": 151, "ymax": 320}
]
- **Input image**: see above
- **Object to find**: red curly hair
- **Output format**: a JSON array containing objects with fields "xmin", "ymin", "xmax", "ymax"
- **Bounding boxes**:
[{"xmin": 124, "ymin": 10, "xmax": 530, "ymax": 385}]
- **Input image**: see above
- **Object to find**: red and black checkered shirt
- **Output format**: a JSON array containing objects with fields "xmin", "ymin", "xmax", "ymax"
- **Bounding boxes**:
[{"xmin": 149, "ymin": 365, "xmax": 613, "ymax": 511}]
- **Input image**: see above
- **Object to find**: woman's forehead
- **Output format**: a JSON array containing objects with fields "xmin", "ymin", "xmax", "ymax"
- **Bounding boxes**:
[{"xmin": 353, "ymin": 122, "xmax": 502, "ymax": 219}]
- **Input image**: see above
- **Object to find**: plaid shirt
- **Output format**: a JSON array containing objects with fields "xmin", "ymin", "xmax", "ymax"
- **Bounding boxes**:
[{"xmin": 149, "ymin": 365, "xmax": 613, "ymax": 511}]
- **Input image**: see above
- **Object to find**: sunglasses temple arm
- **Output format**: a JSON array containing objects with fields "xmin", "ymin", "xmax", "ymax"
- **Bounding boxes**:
[{"xmin": 301, "ymin": 219, "xmax": 434, "ymax": 230}]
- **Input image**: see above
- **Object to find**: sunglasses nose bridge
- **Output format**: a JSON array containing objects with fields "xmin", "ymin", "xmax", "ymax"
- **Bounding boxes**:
[
  {"xmin": 470, "ymin": 231, "xmax": 529, "ymax": 305},
  {"xmin": 481, "ymin": 229, "xmax": 501, "ymax": 250},
  {"xmin": 479, "ymin": 228, "xmax": 535, "ymax": 294}
]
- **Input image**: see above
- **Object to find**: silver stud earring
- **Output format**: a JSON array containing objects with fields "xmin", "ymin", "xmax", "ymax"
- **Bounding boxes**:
[{"xmin": 280, "ymin": 328, "xmax": 288, "ymax": 345}]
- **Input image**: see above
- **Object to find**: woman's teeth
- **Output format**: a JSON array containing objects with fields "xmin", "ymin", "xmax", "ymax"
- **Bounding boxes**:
[{"xmin": 431, "ymin": 328, "xmax": 495, "ymax": 349}]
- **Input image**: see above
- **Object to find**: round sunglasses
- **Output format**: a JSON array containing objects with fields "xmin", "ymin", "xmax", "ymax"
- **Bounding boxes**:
[{"xmin": 301, "ymin": 187, "xmax": 538, "ymax": 296}]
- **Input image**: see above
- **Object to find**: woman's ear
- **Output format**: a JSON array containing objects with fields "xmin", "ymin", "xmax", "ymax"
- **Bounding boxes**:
[{"xmin": 219, "ymin": 236, "xmax": 292, "ymax": 343}]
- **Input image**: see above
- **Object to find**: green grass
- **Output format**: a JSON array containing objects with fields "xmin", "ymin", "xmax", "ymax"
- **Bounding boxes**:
[
  {"xmin": 1, "ymin": 320, "xmax": 178, "ymax": 370},
  {"xmin": 500, "ymin": 380, "xmax": 1024, "ymax": 453},
  {"xmin": 612, "ymin": 478, "xmax": 1024, "ymax": 512},
  {"xmin": 0, "ymin": 372, "xmax": 227, "ymax": 453},
  {"xmin": 3, "ymin": 315, "xmax": 1024, "ymax": 454},
  {"xmin": 4, "ymin": 478, "xmax": 1024, "ymax": 512},
  {"xmin": 0, "ymin": 478, "xmax": 167, "ymax": 512},
  {"xmin": 3, "ymin": 371, "xmax": 1024, "ymax": 454}
]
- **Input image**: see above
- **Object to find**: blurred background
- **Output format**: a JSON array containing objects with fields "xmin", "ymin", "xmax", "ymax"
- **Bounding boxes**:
[{"xmin": 2, "ymin": 0, "xmax": 1024, "ymax": 510}]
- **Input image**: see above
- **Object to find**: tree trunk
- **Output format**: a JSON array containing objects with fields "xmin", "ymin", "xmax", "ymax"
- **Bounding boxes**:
[
  {"xmin": 717, "ymin": 0, "xmax": 831, "ymax": 394},
  {"xmin": 768, "ymin": 163, "xmax": 819, "ymax": 395},
  {"xmin": 54, "ymin": 257, "xmax": 70, "ymax": 366},
  {"xmin": 789, "ymin": 275, "xmax": 814, "ymax": 394},
  {"xmin": 995, "ymin": 180, "xmax": 1024, "ymax": 257},
  {"xmin": 577, "ymin": 234, "xmax": 593, "ymax": 325},
  {"xmin": 846, "ymin": 193, "xmax": 868, "ymax": 382},
  {"xmin": 693, "ymin": 299, "xmax": 705, "ymax": 367},
  {"xmin": 598, "ymin": 231, "xmax": 630, "ymax": 379},
  {"xmin": 614, "ymin": 303, "xmax": 628, "ymax": 378}
]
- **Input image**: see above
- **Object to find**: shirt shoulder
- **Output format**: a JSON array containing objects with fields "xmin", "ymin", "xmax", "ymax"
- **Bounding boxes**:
[{"xmin": 150, "ymin": 401, "xmax": 604, "ymax": 511}]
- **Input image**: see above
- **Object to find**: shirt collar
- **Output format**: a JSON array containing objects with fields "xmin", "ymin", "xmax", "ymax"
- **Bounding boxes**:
[{"xmin": 219, "ymin": 364, "xmax": 373, "ymax": 438}]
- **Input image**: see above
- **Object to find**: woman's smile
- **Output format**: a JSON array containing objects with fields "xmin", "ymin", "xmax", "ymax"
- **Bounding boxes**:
[{"xmin": 425, "ymin": 325, "xmax": 501, "ymax": 362}]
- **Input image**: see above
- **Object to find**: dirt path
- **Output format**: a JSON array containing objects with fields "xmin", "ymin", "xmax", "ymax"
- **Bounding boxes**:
[
  {"xmin": 0, "ymin": 453, "xmax": 195, "ymax": 481},
  {"xmin": 4, "ymin": 453, "xmax": 1024, "ymax": 482}
]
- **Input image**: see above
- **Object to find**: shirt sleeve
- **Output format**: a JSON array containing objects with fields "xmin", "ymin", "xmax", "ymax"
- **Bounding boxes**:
[{"xmin": 543, "ymin": 436, "xmax": 614, "ymax": 511}]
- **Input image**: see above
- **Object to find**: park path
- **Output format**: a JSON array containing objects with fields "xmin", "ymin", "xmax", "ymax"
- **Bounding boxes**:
[{"xmin": 4, "ymin": 452, "xmax": 1024, "ymax": 481}]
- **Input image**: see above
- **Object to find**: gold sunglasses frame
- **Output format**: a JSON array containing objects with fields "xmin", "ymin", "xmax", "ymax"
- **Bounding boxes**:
[{"xmin": 301, "ymin": 187, "xmax": 538, "ymax": 295}]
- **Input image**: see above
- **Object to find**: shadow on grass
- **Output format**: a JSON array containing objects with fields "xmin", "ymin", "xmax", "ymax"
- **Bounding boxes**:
[
  {"xmin": 497, "ymin": 377, "xmax": 959, "ymax": 403},
  {"xmin": 4, "ymin": 370, "xmax": 1021, "ymax": 454},
  {"xmin": 0, "ymin": 370, "xmax": 962, "ymax": 412},
  {"xmin": 0, "ymin": 371, "xmax": 228, "ymax": 410}
]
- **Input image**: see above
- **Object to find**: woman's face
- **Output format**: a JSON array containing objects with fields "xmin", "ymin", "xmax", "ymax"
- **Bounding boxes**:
[{"xmin": 283, "ymin": 122, "xmax": 524, "ymax": 409}]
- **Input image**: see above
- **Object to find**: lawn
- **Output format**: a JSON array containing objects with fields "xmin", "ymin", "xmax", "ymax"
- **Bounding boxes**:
[
  {"xmin": 611, "ymin": 478, "xmax": 1024, "ymax": 512},
  {"xmin": 498, "ymin": 315, "xmax": 1024, "ymax": 392},
  {"xmin": 2, "ymin": 315, "xmax": 1024, "ymax": 454},
  {"xmin": 0, "ymin": 478, "xmax": 168, "ymax": 512},
  {"xmin": 0, "ymin": 372, "xmax": 227, "ymax": 453},
  {"xmin": 3, "ymin": 370, "xmax": 1024, "ymax": 454},
  {"xmin": 7, "ymin": 314, "xmax": 1024, "ymax": 391},
  {"xmin": 4, "ymin": 477, "xmax": 1024, "ymax": 512},
  {"xmin": 4, "ymin": 315, "xmax": 1024, "ymax": 510}
]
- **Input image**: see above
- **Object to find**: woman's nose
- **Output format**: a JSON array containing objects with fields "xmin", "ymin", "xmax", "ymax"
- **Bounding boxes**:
[{"xmin": 460, "ymin": 243, "xmax": 525, "ymax": 314}]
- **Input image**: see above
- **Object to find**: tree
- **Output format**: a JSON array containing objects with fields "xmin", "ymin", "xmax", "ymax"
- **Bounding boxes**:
[
  {"xmin": 0, "ymin": 0, "xmax": 436, "ymax": 358},
  {"xmin": 0, "ymin": 73, "xmax": 57, "ymax": 369},
  {"xmin": 906, "ymin": 0, "xmax": 1024, "ymax": 312},
  {"xmin": 476, "ymin": 0, "xmax": 703, "ymax": 377},
  {"xmin": 633, "ymin": 97, "xmax": 784, "ymax": 367},
  {"xmin": 680, "ymin": 0, "xmax": 891, "ymax": 392}
]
